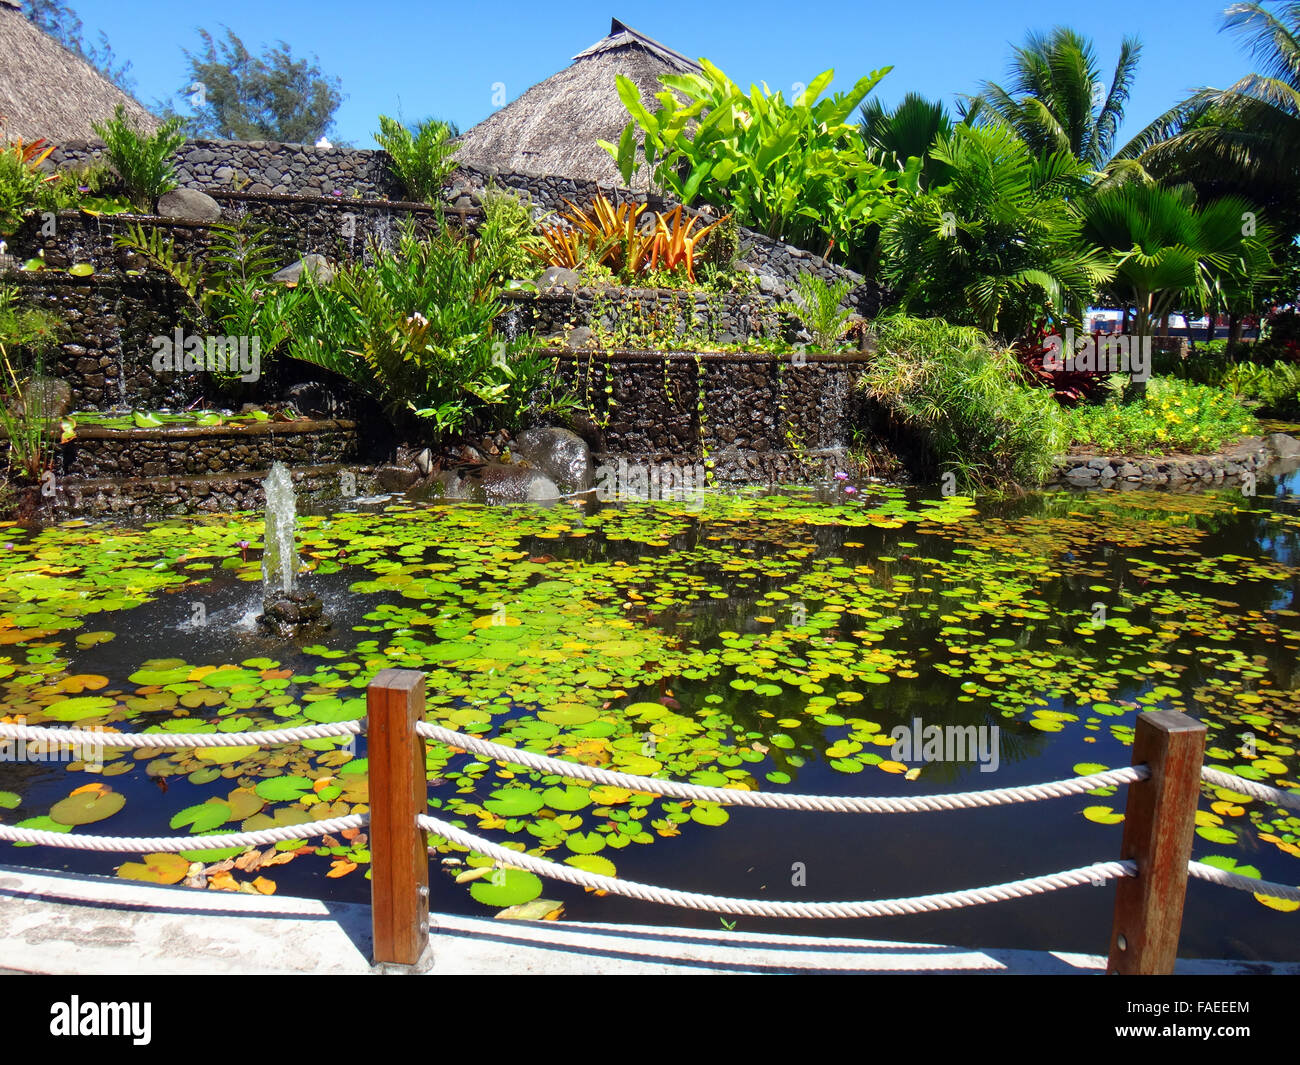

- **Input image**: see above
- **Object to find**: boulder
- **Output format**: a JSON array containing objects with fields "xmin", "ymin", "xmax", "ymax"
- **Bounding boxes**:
[
  {"xmin": 273, "ymin": 254, "xmax": 335, "ymax": 286},
  {"xmin": 481, "ymin": 462, "xmax": 561, "ymax": 504},
  {"xmin": 1267, "ymin": 432, "xmax": 1300, "ymax": 461},
  {"xmin": 13, "ymin": 375, "xmax": 72, "ymax": 421},
  {"xmin": 510, "ymin": 427, "xmax": 592, "ymax": 493},
  {"xmin": 156, "ymin": 188, "xmax": 222, "ymax": 221},
  {"xmin": 536, "ymin": 266, "xmax": 580, "ymax": 291}
]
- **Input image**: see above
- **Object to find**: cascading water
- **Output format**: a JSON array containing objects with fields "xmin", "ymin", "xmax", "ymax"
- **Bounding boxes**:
[{"xmin": 261, "ymin": 461, "xmax": 299, "ymax": 595}]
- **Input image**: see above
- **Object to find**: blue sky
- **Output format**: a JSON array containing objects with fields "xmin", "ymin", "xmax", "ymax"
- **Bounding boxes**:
[{"xmin": 67, "ymin": 0, "xmax": 1260, "ymax": 147}]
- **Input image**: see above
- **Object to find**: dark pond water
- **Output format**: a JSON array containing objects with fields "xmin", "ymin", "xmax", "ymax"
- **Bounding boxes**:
[{"xmin": 1, "ymin": 471, "xmax": 1298, "ymax": 960}]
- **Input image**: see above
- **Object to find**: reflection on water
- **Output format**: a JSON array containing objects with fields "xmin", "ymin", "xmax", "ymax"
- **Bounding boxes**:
[{"xmin": 0, "ymin": 478, "xmax": 1297, "ymax": 959}]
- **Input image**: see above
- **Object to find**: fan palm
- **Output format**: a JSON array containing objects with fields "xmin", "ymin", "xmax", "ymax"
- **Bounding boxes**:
[
  {"xmin": 1082, "ymin": 182, "xmax": 1277, "ymax": 393},
  {"xmin": 859, "ymin": 92, "xmax": 954, "ymax": 189},
  {"xmin": 963, "ymin": 27, "xmax": 1142, "ymax": 170}
]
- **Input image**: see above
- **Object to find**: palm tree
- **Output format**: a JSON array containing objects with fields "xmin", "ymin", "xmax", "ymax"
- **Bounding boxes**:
[
  {"xmin": 859, "ymin": 93, "xmax": 953, "ymax": 189},
  {"xmin": 879, "ymin": 122, "xmax": 1113, "ymax": 338},
  {"xmin": 1081, "ymin": 182, "xmax": 1276, "ymax": 393},
  {"xmin": 1116, "ymin": 3, "xmax": 1300, "ymax": 237},
  {"xmin": 963, "ymin": 27, "xmax": 1143, "ymax": 170}
]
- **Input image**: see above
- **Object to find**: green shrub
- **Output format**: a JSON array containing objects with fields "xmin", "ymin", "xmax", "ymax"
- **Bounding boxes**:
[
  {"xmin": 92, "ymin": 105, "xmax": 186, "ymax": 210},
  {"xmin": 777, "ymin": 273, "xmax": 853, "ymax": 350},
  {"xmin": 1064, "ymin": 377, "xmax": 1256, "ymax": 455},
  {"xmin": 374, "ymin": 115, "xmax": 459, "ymax": 204},
  {"xmin": 0, "ymin": 284, "xmax": 64, "ymax": 482},
  {"xmin": 859, "ymin": 315, "xmax": 1067, "ymax": 488},
  {"xmin": 479, "ymin": 184, "xmax": 543, "ymax": 285},
  {"xmin": 0, "ymin": 134, "xmax": 58, "ymax": 235},
  {"xmin": 289, "ymin": 218, "xmax": 557, "ymax": 436}
]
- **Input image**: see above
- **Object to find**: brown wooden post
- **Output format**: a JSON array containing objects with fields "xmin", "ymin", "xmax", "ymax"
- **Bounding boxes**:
[
  {"xmin": 1107, "ymin": 710, "xmax": 1206, "ymax": 974},
  {"xmin": 368, "ymin": 669, "xmax": 429, "ymax": 967}
]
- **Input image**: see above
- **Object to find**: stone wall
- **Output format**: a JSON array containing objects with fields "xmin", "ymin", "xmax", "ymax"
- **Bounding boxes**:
[
  {"xmin": 12, "ymin": 274, "xmax": 197, "ymax": 409},
  {"xmin": 556, "ymin": 350, "xmax": 867, "ymax": 482},
  {"xmin": 43, "ymin": 464, "xmax": 374, "ymax": 519},
  {"xmin": 499, "ymin": 287, "xmax": 798, "ymax": 346},
  {"xmin": 6, "ymin": 193, "xmax": 447, "ymax": 268},
  {"xmin": 50, "ymin": 140, "xmax": 401, "ymax": 199},
  {"xmin": 55, "ymin": 419, "xmax": 358, "ymax": 480}
]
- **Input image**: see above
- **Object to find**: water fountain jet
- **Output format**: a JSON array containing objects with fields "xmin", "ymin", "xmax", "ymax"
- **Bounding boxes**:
[{"xmin": 255, "ymin": 462, "xmax": 330, "ymax": 637}]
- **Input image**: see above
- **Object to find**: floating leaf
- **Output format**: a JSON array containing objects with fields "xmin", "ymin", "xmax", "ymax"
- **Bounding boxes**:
[
  {"xmin": 49, "ymin": 788, "xmax": 125, "ymax": 826},
  {"xmin": 118, "ymin": 853, "xmax": 189, "ymax": 884}
]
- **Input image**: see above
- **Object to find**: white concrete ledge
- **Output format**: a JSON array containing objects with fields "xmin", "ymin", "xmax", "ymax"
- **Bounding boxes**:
[{"xmin": 2, "ymin": 864, "xmax": 1296, "ymax": 975}]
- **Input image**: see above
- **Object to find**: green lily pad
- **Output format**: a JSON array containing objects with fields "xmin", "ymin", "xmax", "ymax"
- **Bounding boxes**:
[
  {"xmin": 49, "ymin": 788, "xmax": 126, "ymax": 826},
  {"xmin": 469, "ymin": 868, "xmax": 544, "ymax": 907}
]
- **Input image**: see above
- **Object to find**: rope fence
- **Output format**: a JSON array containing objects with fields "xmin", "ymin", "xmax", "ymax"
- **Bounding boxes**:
[{"xmin": 0, "ymin": 670, "xmax": 1296, "ymax": 973}]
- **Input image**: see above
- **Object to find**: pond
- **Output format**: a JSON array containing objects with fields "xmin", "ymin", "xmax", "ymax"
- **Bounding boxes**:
[{"xmin": 1, "ymin": 475, "xmax": 1298, "ymax": 960}]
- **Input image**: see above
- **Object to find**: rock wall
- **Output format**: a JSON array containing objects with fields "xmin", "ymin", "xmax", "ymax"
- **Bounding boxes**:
[
  {"xmin": 55, "ymin": 419, "xmax": 358, "ymax": 480},
  {"xmin": 556, "ymin": 350, "xmax": 867, "ymax": 482}
]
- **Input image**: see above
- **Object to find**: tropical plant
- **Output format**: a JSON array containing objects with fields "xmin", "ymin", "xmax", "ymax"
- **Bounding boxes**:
[
  {"xmin": 289, "ymin": 219, "xmax": 550, "ymax": 435},
  {"xmin": 602, "ymin": 61, "xmax": 894, "ymax": 265},
  {"xmin": 1081, "ymin": 182, "xmax": 1277, "ymax": 394},
  {"xmin": 374, "ymin": 115, "xmax": 459, "ymax": 204},
  {"xmin": 533, "ymin": 195, "xmax": 653, "ymax": 280},
  {"xmin": 777, "ymin": 273, "xmax": 853, "ymax": 350},
  {"xmin": 859, "ymin": 315, "xmax": 1067, "ymax": 489},
  {"xmin": 479, "ymin": 185, "xmax": 544, "ymax": 284},
  {"xmin": 859, "ymin": 92, "xmax": 954, "ymax": 189},
  {"xmin": 1116, "ymin": 3, "xmax": 1300, "ymax": 239},
  {"xmin": 963, "ymin": 26, "xmax": 1142, "ymax": 172},
  {"xmin": 92, "ymin": 105, "xmax": 186, "ymax": 210},
  {"xmin": 0, "ymin": 284, "xmax": 64, "ymax": 483},
  {"xmin": 0, "ymin": 132, "xmax": 59, "ymax": 235},
  {"xmin": 646, "ymin": 205, "xmax": 729, "ymax": 283},
  {"xmin": 878, "ymin": 121, "xmax": 1113, "ymax": 337},
  {"xmin": 112, "ymin": 217, "xmax": 305, "ymax": 383}
]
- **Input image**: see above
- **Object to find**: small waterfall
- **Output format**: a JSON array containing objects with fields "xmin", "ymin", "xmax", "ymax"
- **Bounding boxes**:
[
  {"xmin": 503, "ymin": 310, "xmax": 520, "ymax": 341},
  {"xmin": 261, "ymin": 461, "xmax": 299, "ymax": 595}
]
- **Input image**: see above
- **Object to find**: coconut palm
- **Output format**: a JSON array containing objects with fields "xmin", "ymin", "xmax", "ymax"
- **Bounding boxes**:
[
  {"xmin": 1115, "ymin": 3, "xmax": 1300, "ymax": 235},
  {"xmin": 963, "ymin": 27, "xmax": 1142, "ymax": 170},
  {"xmin": 879, "ymin": 121, "xmax": 1113, "ymax": 338}
]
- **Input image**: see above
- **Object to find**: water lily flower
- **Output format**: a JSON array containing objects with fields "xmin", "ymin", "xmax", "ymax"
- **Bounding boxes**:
[
  {"xmin": 844, "ymin": 486, "xmax": 857, "ymax": 494},
  {"xmin": 834, "ymin": 471, "xmax": 848, "ymax": 480}
]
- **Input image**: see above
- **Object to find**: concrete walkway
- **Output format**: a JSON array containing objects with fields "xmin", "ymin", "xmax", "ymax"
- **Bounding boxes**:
[{"xmin": 2, "ymin": 864, "xmax": 1295, "ymax": 975}]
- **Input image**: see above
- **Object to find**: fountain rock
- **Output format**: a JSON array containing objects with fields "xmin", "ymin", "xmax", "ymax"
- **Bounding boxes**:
[
  {"xmin": 510, "ymin": 427, "xmax": 592, "ymax": 493},
  {"xmin": 156, "ymin": 189, "xmax": 223, "ymax": 221},
  {"xmin": 258, "ymin": 590, "xmax": 330, "ymax": 638}
]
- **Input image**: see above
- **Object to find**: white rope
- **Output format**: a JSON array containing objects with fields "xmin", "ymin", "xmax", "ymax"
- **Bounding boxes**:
[
  {"xmin": 1188, "ymin": 861, "xmax": 1300, "ymax": 903},
  {"xmin": 0, "ymin": 816, "xmax": 365, "ymax": 852},
  {"xmin": 415, "ymin": 722, "xmax": 1150, "ymax": 812},
  {"xmin": 0, "ymin": 720, "xmax": 362, "ymax": 749},
  {"xmin": 1201, "ymin": 767, "xmax": 1299, "ymax": 809},
  {"xmin": 419, "ymin": 814, "xmax": 1133, "ymax": 917}
]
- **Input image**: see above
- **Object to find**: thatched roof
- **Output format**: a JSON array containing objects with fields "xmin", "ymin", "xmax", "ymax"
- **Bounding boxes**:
[
  {"xmin": 455, "ymin": 18, "xmax": 701, "ymax": 189},
  {"xmin": 0, "ymin": 0, "xmax": 157, "ymax": 145}
]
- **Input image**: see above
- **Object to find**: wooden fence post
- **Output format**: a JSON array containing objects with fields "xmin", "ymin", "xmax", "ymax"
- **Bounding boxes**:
[
  {"xmin": 1107, "ymin": 710, "xmax": 1206, "ymax": 974},
  {"xmin": 368, "ymin": 669, "xmax": 429, "ymax": 967}
]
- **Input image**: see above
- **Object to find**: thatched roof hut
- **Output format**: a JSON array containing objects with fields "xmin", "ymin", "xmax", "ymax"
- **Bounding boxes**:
[
  {"xmin": 0, "ymin": 0, "xmax": 157, "ymax": 144},
  {"xmin": 455, "ymin": 18, "xmax": 700, "ymax": 189}
]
